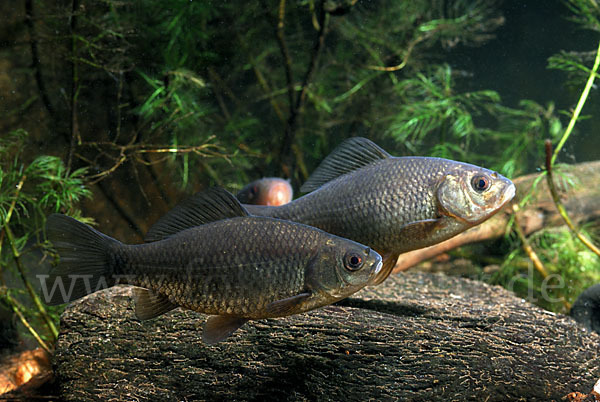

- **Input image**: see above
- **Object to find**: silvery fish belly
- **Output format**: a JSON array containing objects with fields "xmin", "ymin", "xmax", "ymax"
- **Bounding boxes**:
[
  {"xmin": 243, "ymin": 138, "xmax": 515, "ymax": 284},
  {"xmin": 44, "ymin": 188, "xmax": 382, "ymax": 344}
]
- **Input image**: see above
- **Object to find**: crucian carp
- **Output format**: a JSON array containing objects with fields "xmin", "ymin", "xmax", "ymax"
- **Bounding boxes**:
[{"xmin": 43, "ymin": 188, "xmax": 382, "ymax": 344}]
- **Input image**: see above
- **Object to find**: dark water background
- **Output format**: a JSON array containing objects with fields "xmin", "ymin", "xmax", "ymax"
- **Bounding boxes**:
[{"xmin": 451, "ymin": 0, "xmax": 599, "ymax": 163}]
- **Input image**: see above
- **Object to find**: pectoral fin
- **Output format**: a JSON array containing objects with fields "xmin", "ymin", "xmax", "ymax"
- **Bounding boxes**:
[
  {"xmin": 398, "ymin": 218, "xmax": 442, "ymax": 238},
  {"xmin": 133, "ymin": 288, "xmax": 177, "ymax": 320},
  {"xmin": 264, "ymin": 292, "xmax": 312, "ymax": 316},
  {"xmin": 203, "ymin": 316, "xmax": 249, "ymax": 345},
  {"xmin": 370, "ymin": 251, "xmax": 400, "ymax": 286},
  {"xmin": 371, "ymin": 219, "xmax": 442, "ymax": 285}
]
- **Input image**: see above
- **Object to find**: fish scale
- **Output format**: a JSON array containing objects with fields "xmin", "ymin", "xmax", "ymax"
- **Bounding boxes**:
[
  {"xmin": 251, "ymin": 157, "xmax": 449, "ymax": 252},
  {"xmin": 114, "ymin": 218, "xmax": 313, "ymax": 316}
]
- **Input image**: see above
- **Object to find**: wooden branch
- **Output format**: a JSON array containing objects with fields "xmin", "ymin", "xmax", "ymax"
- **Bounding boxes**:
[
  {"xmin": 393, "ymin": 160, "xmax": 600, "ymax": 273},
  {"xmin": 24, "ymin": 0, "xmax": 57, "ymax": 124},
  {"xmin": 52, "ymin": 272, "xmax": 600, "ymax": 400},
  {"xmin": 277, "ymin": 0, "xmax": 329, "ymax": 176},
  {"xmin": 67, "ymin": 0, "xmax": 81, "ymax": 173}
]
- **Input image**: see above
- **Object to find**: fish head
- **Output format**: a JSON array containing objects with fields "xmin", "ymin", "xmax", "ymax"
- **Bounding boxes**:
[
  {"xmin": 436, "ymin": 164, "xmax": 516, "ymax": 225},
  {"xmin": 307, "ymin": 238, "xmax": 383, "ymax": 299}
]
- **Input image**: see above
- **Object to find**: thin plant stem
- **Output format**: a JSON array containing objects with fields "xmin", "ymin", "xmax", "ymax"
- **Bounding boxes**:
[
  {"xmin": 274, "ymin": 0, "xmax": 295, "ymax": 111},
  {"xmin": 277, "ymin": 0, "xmax": 329, "ymax": 175},
  {"xmin": 367, "ymin": 34, "xmax": 427, "ymax": 72},
  {"xmin": 2, "ymin": 290, "xmax": 52, "ymax": 354},
  {"xmin": 3, "ymin": 224, "xmax": 59, "ymax": 341},
  {"xmin": 545, "ymin": 140, "xmax": 600, "ymax": 257},
  {"xmin": 25, "ymin": 0, "xmax": 57, "ymax": 123},
  {"xmin": 512, "ymin": 204, "xmax": 571, "ymax": 310},
  {"xmin": 0, "ymin": 174, "xmax": 26, "ymax": 289},
  {"xmin": 512, "ymin": 204, "xmax": 550, "ymax": 278},
  {"xmin": 68, "ymin": 0, "xmax": 82, "ymax": 173},
  {"xmin": 551, "ymin": 40, "xmax": 600, "ymax": 166},
  {"xmin": 2, "ymin": 175, "xmax": 59, "ymax": 341}
]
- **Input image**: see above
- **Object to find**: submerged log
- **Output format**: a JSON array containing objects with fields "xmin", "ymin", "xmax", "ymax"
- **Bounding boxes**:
[
  {"xmin": 53, "ymin": 272, "xmax": 600, "ymax": 401},
  {"xmin": 393, "ymin": 161, "xmax": 600, "ymax": 272}
]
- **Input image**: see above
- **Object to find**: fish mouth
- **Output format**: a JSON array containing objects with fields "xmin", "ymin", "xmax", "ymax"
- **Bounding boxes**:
[
  {"xmin": 373, "ymin": 260, "xmax": 383, "ymax": 275},
  {"xmin": 501, "ymin": 182, "xmax": 516, "ymax": 206},
  {"xmin": 368, "ymin": 260, "xmax": 383, "ymax": 284}
]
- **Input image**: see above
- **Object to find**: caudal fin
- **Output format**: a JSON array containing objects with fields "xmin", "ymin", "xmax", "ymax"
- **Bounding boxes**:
[{"xmin": 43, "ymin": 214, "xmax": 121, "ymax": 305}]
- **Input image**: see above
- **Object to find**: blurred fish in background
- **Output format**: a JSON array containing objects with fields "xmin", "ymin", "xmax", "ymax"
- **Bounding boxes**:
[{"xmin": 237, "ymin": 178, "xmax": 293, "ymax": 206}]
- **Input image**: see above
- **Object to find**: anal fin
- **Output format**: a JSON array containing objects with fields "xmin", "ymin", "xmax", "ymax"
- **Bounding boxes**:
[
  {"xmin": 203, "ymin": 316, "xmax": 249, "ymax": 345},
  {"xmin": 371, "ymin": 251, "xmax": 400, "ymax": 286},
  {"xmin": 133, "ymin": 288, "xmax": 177, "ymax": 320}
]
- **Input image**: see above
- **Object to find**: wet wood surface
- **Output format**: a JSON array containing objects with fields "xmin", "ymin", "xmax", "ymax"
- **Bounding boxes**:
[{"xmin": 53, "ymin": 271, "xmax": 600, "ymax": 401}]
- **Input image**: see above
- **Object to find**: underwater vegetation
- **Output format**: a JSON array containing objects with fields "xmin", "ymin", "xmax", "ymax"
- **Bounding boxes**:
[{"xmin": 0, "ymin": 0, "xmax": 599, "ymax": 366}]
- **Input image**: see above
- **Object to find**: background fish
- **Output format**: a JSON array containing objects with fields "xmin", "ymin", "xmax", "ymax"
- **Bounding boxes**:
[
  {"xmin": 44, "ymin": 188, "xmax": 382, "ymax": 344},
  {"xmin": 236, "ymin": 177, "xmax": 293, "ymax": 206},
  {"xmin": 151, "ymin": 138, "xmax": 515, "ymax": 285}
]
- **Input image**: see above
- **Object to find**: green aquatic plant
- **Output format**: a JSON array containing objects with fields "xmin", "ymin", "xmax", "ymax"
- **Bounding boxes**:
[
  {"xmin": 490, "ymin": 0, "xmax": 600, "ymax": 311},
  {"xmin": 492, "ymin": 226, "xmax": 600, "ymax": 313},
  {"xmin": 0, "ymin": 130, "xmax": 91, "ymax": 350},
  {"xmin": 20, "ymin": 0, "xmax": 543, "ymax": 191},
  {"xmin": 384, "ymin": 65, "xmax": 564, "ymax": 178},
  {"xmin": 113, "ymin": 0, "xmax": 513, "ymax": 186}
]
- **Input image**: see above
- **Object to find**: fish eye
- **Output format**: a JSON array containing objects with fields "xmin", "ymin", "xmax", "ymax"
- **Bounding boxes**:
[
  {"xmin": 471, "ymin": 175, "xmax": 490, "ymax": 193},
  {"xmin": 344, "ymin": 252, "xmax": 364, "ymax": 271}
]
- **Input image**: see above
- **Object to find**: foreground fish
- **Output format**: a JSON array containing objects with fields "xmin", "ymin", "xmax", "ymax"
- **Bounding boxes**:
[
  {"xmin": 237, "ymin": 177, "xmax": 293, "ymax": 206},
  {"xmin": 44, "ymin": 188, "xmax": 382, "ymax": 344},
  {"xmin": 150, "ymin": 138, "xmax": 515, "ymax": 285}
]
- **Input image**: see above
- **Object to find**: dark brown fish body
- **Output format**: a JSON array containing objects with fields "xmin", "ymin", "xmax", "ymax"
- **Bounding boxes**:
[
  {"xmin": 44, "ymin": 188, "xmax": 381, "ymax": 343},
  {"xmin": 114, "ymin": 216, "xmax": 376, "ymax": 318}
]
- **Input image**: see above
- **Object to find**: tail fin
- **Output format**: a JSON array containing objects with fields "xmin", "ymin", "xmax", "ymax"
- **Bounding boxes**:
[{"xmin": 43, "ymin": 214, "xmax": 121, "ymax": 305}]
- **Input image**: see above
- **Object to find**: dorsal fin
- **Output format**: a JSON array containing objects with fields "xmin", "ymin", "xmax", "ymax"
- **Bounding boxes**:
[
  {"xmin": 300, "ymin": 137, "xmax": 391, "ymax": 193},
  {"xmin": 145, "ymin": 187, "xmax": 249, "ymax": 242}
]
